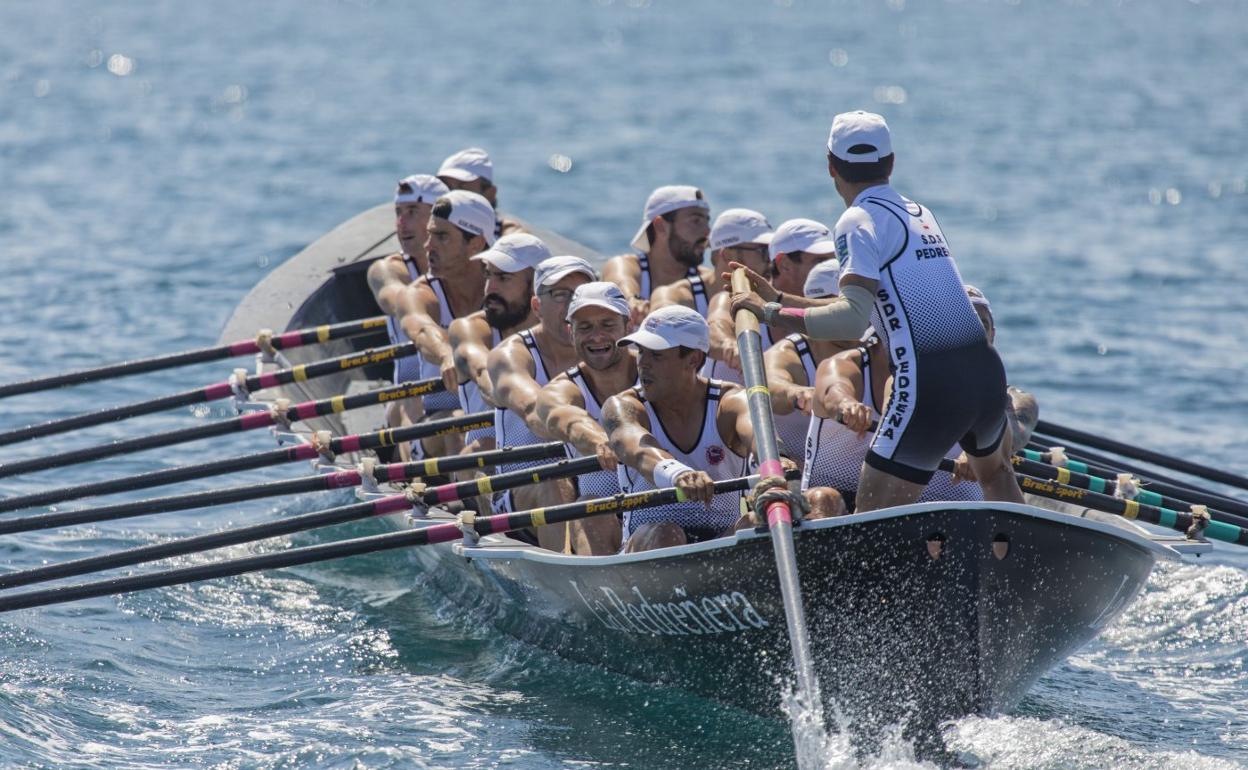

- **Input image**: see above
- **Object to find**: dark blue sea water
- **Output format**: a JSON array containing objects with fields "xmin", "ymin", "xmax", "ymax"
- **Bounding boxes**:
[{"xmin": 2, "ymin": 0, "xmax": 1247, "ymax": 767}]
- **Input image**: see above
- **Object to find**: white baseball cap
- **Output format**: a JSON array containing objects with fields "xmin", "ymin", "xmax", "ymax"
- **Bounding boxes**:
[
  {"xmin": 395, "ymin": 174, "xmax": 449, "ymax": 205},
  {"xmin": 618, "ymin": 305, "xmax": 710, "ymax": 353},
  {"xmin": 471, "ymin": 233, "xmax": 551, "ymax": 273},
  {"xmin": 965, "ymin": 284, "xmax": 993, "ymax": 321},
  {"xmin": 803, "ymin": 259, "xmax": 842, "ymax": 298},
  {"xmin": 709, "ymin": 208, "xmax": 774, "ymax": 252},
  {"xmin": 535, "ymin": 255, "xmax": 597, "ymax": 289},
  {"xmin": 827, "ymin": 110, "xmax": 892, "ymax": 163},
  {"xmin": 566, "ymin": 281, "xmax": 630, "ymax": 321},
  {"xmin": 629, "ymin": 185, "xmax": 710, "ymax": 251},
  {"xmin": 438, "ymin": 189, "xmax": 497, "ymax": 247},
  {"xmin": 437, "ymin": 147, "xmax": 494, "ymax": 183},
  {"xmin": 769, "ymin": 218, "xmax": 839, "ymax": 262}
]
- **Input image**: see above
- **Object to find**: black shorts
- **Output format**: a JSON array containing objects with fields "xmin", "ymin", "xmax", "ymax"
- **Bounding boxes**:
[{"xmin": 865, "ymin": 342, "xmax": 1008, "ymax": 485}]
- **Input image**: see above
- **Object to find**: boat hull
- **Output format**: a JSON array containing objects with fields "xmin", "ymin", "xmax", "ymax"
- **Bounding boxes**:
[{"xmin": 399, "ymin": 501, "xmax": 1167, "ymax": 733}]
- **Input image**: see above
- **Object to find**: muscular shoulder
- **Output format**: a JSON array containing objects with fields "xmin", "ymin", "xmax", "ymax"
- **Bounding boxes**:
[
  {"xmin": 449, "ymin": 312, "xmax": 489, "ymax": 346},
  {"xmin": 649, "ymin": 281, "xmax": 691, "ymax": 311},
  {"xmin": 602, "ymin": 390, "xmax": 649, "ymax": 431},
  {"xmin": 487, "ymin": 332, "xmax": 535, "ymax": 374},
  {"xmin": 602, "ymin": 254, "xmax": 641, "ymax": 280},
  {"xmin": 541, "ymin": 374, "xmax": 585, "ymax": 406},
  {"xmin": 499, "ymin": 214, "xmax": 527, "ymax": 236}
]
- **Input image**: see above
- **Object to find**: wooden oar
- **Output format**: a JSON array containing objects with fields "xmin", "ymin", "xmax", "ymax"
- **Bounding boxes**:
[
  {"xmin": 0, "ymin": 411, "xmax": 494, "ymax": 513},
  {"xmin": 1017, "ymin": 472, "xmax": 1248, "ymax": 546},
  {"xmin": 1021, "ymin": 443, "xmax": 1248, "ymax": 518},
  {"xmin": 1034, "ymin": 421, "xmax": 1248, "ymax": 492},
  {"xmin": 0, "ymin": 453, "xmax": 600, "ymax": 591},
  {"xmin": 730, "ymin": 268, "xmax": 822, "ymax": 725},
  {"xmin": 0, "ymin": 379, "xmax": 444, "ymax": 479},
  {"xmin": 0, "ymin": 342, "xmax": 417, "ymax": 446},
  {"xmin": 0, "ymin": 316, "xmax": 390, "ymax": 399},
  {"xmin": 0, "ymin": 472, "xmax": 767, "ymax": 613},
  {"xmin": 0, "ymin": 442, "xmax": 567, "ymax": 536},
  {"xmin": 1012, "ymin": 455, "xmax": 1248, "ymax": 530}
]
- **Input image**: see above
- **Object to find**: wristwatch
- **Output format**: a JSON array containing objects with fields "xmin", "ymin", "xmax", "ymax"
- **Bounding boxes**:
[{"xmin": 762, "ymin": 301, "xmax": 782, "ymax": 326}]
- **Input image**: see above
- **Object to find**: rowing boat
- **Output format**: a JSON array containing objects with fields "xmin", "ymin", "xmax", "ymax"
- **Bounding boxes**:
[{"xmin": 218, "ymin": 202, "xmax": 1208, "ymax": 737}]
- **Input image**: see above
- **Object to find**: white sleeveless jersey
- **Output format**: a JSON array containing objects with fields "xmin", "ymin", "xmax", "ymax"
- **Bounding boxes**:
[
  {"xmin": 772, "ymin": 334, "xmax": 819, "ymax": 464},
  {"xmin": 414, "ymin": 276, "xmax": 463, "ymax": 413},
  {"xmin": 617, "ymin": 380, "xmax": 748, "ymax": 542},
  {"xmin": 801, "ymin": 345, "xmax": 981, "ymax": 502},
  {"xmin": 385, "ymin": 255, "xmax": 424, "ymax": 388},
  {"xmin": 494, "ymin": 330, "xmax": 556, "ymax": 472},
  {"xmin": 835, "ymin": 184, "xmax": 986, "ymax": 366},
  {"xmin": 637, "ymin": 254, "xmax": 704, "ymax": 313},
  {"xmin": 457, "ymin": 326, "xmax": 502, "ymax": 446},
  {"xmin": 564, "ymin": 364, "xmax": 623, "ymax": 500}
]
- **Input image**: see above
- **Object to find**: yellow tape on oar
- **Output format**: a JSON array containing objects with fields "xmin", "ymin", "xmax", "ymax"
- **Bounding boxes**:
[
  {"xmin": 316, "ymin": 325, "xmax": 331, "ymax": 343},
  {"xmin": 423, "ymin": 458, "xmax": 440, "ymax": 476},
  {"xmin": 530, "ymin": 508, "xmax": 547, "ymax": 527},
  {"xmin": 476, "ymin": 477, "xmax": 494, "ymax": 495},
  {"xmin": 1123, "ymin": 499, "xmax": 1140, "ymax": 520},
  {"xmin": 292, "ymin": 365, "xmax": 309, "ymax": 383},
  {"xmin": 746, "ymin": 385, "xmax": 769, "ymax": 398},
  {"xmin": 330, "ymin": 395, "xmax": 346, "ymax": 413},
  {"xmin": 1056, "ymin": 466, "xmax": 1070, "ymax": 485}
]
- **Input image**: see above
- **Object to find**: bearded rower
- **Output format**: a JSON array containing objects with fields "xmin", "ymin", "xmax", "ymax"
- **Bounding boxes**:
[
  {"xmin": 395, "ymin": 190, "xmax": 494, "ymax": 460},
  {"xmin": 366, "ymin": 174, "xmax": 449, "ymax": 432},
  {"xmin": 603, "ymin": 185, "xmax": 712, "ymax": 321},
  {"xmin": 447, "ymin": 233, "xmax": 551, "ymax": 455},
  {"xmin": 535, "ymin": 282, "xmax": 637, "ymax": 555},
  {"xmin": 436, "ymin": 147, "xmax": 523, "ymax": 239},
  {"xmin": 732, "ymin": 111, "xmax": 1024, "ymax": 510},
  {"xmin": 486, "ymin": 256, "xmax": 597, "ymax": 547},
  {"xmin": 649, "ymin": 206, "xmax": 766, "ymax": 316}
]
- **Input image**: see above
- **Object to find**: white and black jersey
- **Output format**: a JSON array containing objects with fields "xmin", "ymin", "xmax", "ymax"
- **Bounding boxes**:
[
  {"xmin": 457, "ymin": 327, "xmax": 501, "ymax": 446},
  {"xmin": 492, "ymin": 330, "xmax": 567, "ymax": 514},
  {"xmin": 637, "ymin": 254, "xmax": 705, "ymax": 314},
  {"xmin": 564, "ymin": 364, "xmax": 624, "ymax": 500}
]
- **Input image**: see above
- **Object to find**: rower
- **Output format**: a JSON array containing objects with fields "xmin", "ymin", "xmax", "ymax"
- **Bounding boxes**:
[
  {"xmin": 486, "ymin": 255, "xmax": 597, "ymax": 547},
  {"xmin": 534, "ymin": 282, "xmax": 637, "ymax": 554},
  {"xmin": 447, "ymin": 233, "xmax": 551, "ymax": 455},
  {"xmin": 603, "ymin": 185, "xmax": 712, "ymax": 320},
  {"xmin": 650, "ymin": 206, "xmax": 766, "ymax": 316},
  {"xmin": 436, "ymin": 147, "xmax": 522, "ymax": 239},
  {"xmin": 762, "ymin": 260, "xmax": 858, "ymax": 466},
  {"xmin": 731, "ymin": 110, "xmax": 1024, "ymax": 510},
  {"xmin": 395, "ymin": 190, "xmax": 495, "ymax": 460},
  {"xmin": 366, "ymin": 174, "xmax": 450, "ymax": 433}
]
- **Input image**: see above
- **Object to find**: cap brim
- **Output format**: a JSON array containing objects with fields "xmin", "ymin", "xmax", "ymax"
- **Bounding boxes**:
[
  {"xmin": 438, "ymin": 168, "xmax": 480, "ymax": 183},
  {"xmin": 753, "ymin": 232, "xmax": 774, "ymax": 245},
  {"xmin": 539, "ymin": 265, "xmax": 596, "ymax": 288},
  {"xmin": 566, "ymin": 298, "xmax": 630, "ymax": 322},
  {"xmin": 617, "ymin": 329, "xmax": 676, "ymax": 351},
  {"xmin": 470, "ymin": 252, "xmax": 531, "ymax": 273},
  {"xmin": 806, "ymin": 239, "xmax": 839, "ymax": 255},
  {"xmin": 629, "ymin": 222, "xmax": 650, "ymax": 252}
]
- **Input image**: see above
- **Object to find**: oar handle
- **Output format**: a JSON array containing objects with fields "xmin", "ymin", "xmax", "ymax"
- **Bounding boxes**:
[{"xmin": 0, "ymin": 316, "xmax": 390, "ymax": 399}]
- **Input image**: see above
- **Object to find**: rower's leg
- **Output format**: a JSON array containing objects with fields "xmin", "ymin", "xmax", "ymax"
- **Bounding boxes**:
[
  {"xmin": 569, "ymin": 511, "xmax": 623, "ymax": 555},
  {"xmin": 623, "ymin": 522, "xmax": 687, "ymax": 553},
  {"xmin": 514, "ymin": 482, "xmax": 566, "ymax": 550},
  {"xmin": 852, "ymin": 463, "xmax": 925, "ymax": 513},
  {"xmin": 966, "ymin": 444, "xmax": 1024, "ymax": 504}
]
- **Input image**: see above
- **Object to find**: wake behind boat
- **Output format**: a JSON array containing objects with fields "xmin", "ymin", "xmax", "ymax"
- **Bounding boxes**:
[{"xmin": 213, "ymin": 201, "xmax": 1208, "ymax": 739}]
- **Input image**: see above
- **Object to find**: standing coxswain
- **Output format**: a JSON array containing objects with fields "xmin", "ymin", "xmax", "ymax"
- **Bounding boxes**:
[
  {"xmin": 486, "ymin": 256, "xmax": 597, "ymax": 547},
  {"xmin": 446, "ymin": 233, "xmax": 550, "ymax": 460},
  {"xmin": 603, "ymin": 185, "xmax": 712, "ymax": 321},
  {"xmin": 394, "ymin": 190, "xmax": 495, "ymax": 460},
  {"xmin": 731, "ymin": 110, "xmax": 1024, "ymax": 510},
  {"xmin": 534, "ymin": 282, "xmax": 638, "ymax": 555}
]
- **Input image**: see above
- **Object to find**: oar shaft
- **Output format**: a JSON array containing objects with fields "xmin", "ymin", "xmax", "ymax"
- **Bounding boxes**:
[
  {"xmin": 730, "ymin": 269, "xmax": 821, "ymax": 721},
  {"xmin": 1036, "ymin": 421, "xmax": 1248, "ymax": 491},
  {"xmin": 0, "ymin": 441, "xmax": 566, "ymax": 536},
  {"xmin": 0, "ymin": 316, "xmax": 390, "ymax": 399},
  {"xmin": 0, "ymin": 343, "xmax": 417, "ymax": 446},
  {"xmin": 0, "ymin": 411, "xmax": 493, "ymax": 513},
  {"xmin": 0, "ymin": 474, "xmax": 765, "ymax": 612},
  {"xmin": 0, "ymin": 379, "xmax": 442, "ymax": 479}
]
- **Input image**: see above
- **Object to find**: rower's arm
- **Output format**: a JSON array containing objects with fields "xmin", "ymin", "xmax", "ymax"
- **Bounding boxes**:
[
  {"xmin": 602, "ymin": 255, "xmax": 648, "ymax": 323},
  {"xmin": 488, "ymin": 342, "xmax": 555, "ymax": 440},
  {"xmin": 538, "ymin": 379, "xmax": 603, "ymax": 458},
  {"xmin": 449, "ymin": 317, "xmax": 495, "ymax": 404},
  {"xmin": 811, "ymin": 353, "xmax": 864, "ymax": 418},
  {"xmin": 367, "ymin": 257, "xmax": 410, "ymax": 316},
  {"xmin": 718, "ymin": 389, "xmax": 755, "ymax": 459},
  {"xmin": 398, "ymin": 284, "xmax": 452, "ymax": 366},
  {"xmin": 601, "ymin": 394, "xmax": 669, "ymax": 483},
  {"xmin": 762, "ymin": 343, "xmax": 811, "ymax": 417}
]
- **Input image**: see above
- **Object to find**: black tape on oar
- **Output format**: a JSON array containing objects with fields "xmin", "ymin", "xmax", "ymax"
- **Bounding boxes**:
[
  {"xmin": 0, "ymin": 473, "xmax": 766, "ymax": 611},
  {"xmin": 1035, "ymin": 420, "xmax": 1248, "ymax": 492},
  {"xmin": 0, "ymin": 316, "xmax": 391, "ymax": 399},
  {"xmin": 0, "ymin": 378, "xmax": 443, "ymax": 480},
  {"xmin": 0, "ymin": 447, "xmax": 588, "ymax": 591},
  {"xmin": 0, "ymin": 342, "xmax": 417, "ymax": 446}
]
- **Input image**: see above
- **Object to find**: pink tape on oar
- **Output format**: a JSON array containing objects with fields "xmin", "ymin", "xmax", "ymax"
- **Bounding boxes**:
[
  {"xmin": 228, "ymin": 340, "xmax": 260, "ymax": 356},
  {"xmin": 203, "ymin": 382, "xmax": 233, "ymax": 400},
  {"xmin": 766, "ymin": 503, "xmax": 794, "ymax": 526},
  {"xmin": 386, "ymin": 465, "xmax": 406, "ymax": 482},
  {"xmin": 326, "ymin": 470, "xmax": 362, "ymax": 489},
  {"xmin": 240, "ymin": 412, "xmax": 275, "ymax": 430},
  {"xmin": 294, "ymin": 402, "xmax": 319, "ymax": 420},
  {"xmin": 758, "ymin": 460, "xmax": 785, "ymax": 478},
  {"xmin": 337, "ymin": 436, "xmax": 361, "ymax": 453},
  {"xmin": 275, "ymin": 330, "xmax": 304, "ymax": 347},
  {"xmin": 435, "ymin": 485, "xmax": 461, "ymax": 503},
  {"xmin": 292, "ymin": 444, "xmax": 320, "ymax": 461},
  {"xmin": 373, "ymin": 495, "xmax": 413, "ymax": 515},
  {"xmin": 257, "ymin": 372, "xmax": 281, "ymax": 389}
]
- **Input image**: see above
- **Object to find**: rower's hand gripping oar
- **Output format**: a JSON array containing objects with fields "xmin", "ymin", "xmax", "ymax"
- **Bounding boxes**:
[
  {"xmin": 0, "ymin": 342, "xmax": 418, "ymax": 446},
  {"xmin": 0, "ymin": 445, "xmax": 584, "ymax": 590},
  {"xmin": 0, "ymin": 471, "xmax": 783, "ymax": 613},
  {"xmin": 0, "ymin": 378, "xmax": 446, "ymax": 479},
  {"xmin": 0, "ymin": 411, "xmax": 495, "ymax": 513},
  {"xmin": 730, "ymin": 268, "xmax": 824, "ymax": 727},
  {"xmin": 0, "ymin": 316, "xmax": 390, "ymax": 399}
]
